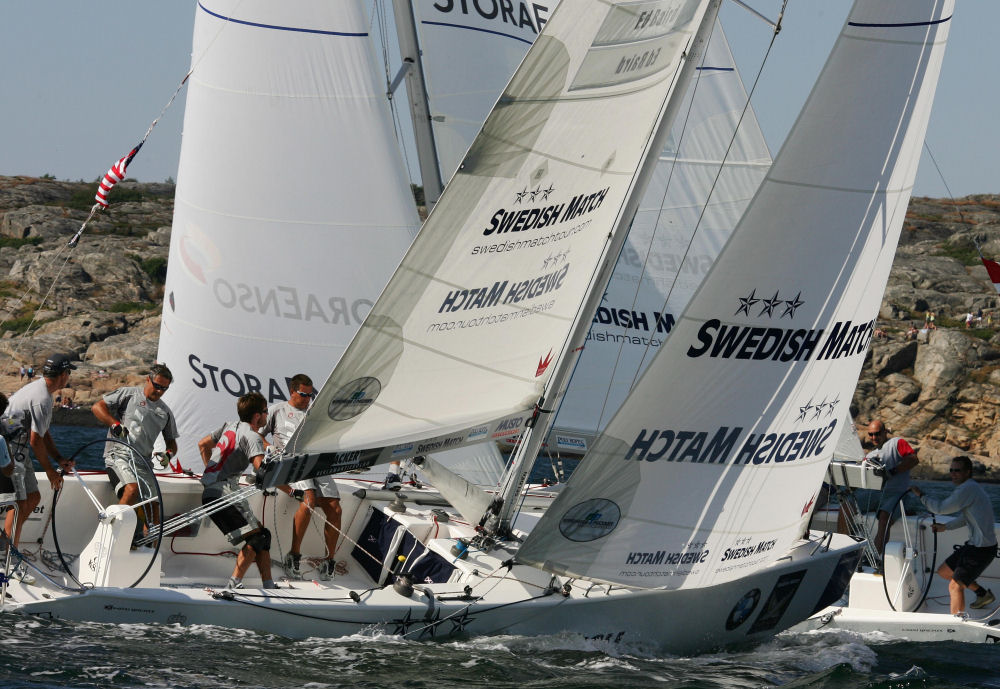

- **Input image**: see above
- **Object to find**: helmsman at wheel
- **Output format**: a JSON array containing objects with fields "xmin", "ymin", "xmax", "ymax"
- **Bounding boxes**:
[{"xmin": 92, "ymin": 363, "xmax": 179, "ymax": 518}]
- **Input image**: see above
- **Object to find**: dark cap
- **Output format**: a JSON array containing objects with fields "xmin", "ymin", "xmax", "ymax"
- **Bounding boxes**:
[{"xmin": 42, "ymin": 353, "xmax": 77, "ymax": 376}]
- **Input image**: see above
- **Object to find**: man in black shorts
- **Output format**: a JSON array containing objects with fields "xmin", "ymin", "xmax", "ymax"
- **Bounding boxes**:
[
  {"xmin": 198, "ymin": 392, "xmax": 276, "ymax": 589},
  {"xmin": 911, "ymin": 456, "xmax": 998, "ymax": 613}
]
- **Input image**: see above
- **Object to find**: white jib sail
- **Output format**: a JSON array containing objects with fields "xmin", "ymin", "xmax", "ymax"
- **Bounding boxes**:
[
  {"xmin": 410, "ymin": 0, "xmax": 560, "ymax": 182},
  {"xmin": 518, "ymin": 0, "xmax": 953, "ymax": 589},
  {"xmin": 157, "ymin": 1, "xmax": 421, "ymax": 466},
  {"xmin": 290, "ymin": 0, "xmax": 717, "ymax": 459},
  {"xmin": 551, "ymin": 19, "xmax": 771, "ymax": 446}
]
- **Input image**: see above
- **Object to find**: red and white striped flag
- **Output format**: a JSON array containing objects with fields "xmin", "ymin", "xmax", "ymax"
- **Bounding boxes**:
[
  {"xmin": 94, "ymin": 147, "xmax": 139, "ymax": 207},
  {"xmin": 982, "ymin": 256, "xmax": 1000, "ymax": 295}
]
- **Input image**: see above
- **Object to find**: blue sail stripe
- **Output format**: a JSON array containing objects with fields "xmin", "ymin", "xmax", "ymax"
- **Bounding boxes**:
[
  {"xmin": 198, "ymin": 2, "xmax": 368, "ymax": 37},
  {"xmin": 847, "ymin": 15, "xmax": 951, "ymax": 29},
  {"xmin": 421, "ymin": 20, "xmax": 535, "ymax": 45}
]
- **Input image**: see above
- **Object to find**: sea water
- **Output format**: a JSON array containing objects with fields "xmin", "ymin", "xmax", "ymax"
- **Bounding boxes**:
[{"xmin": 0, "ymin": 427, "xmax": 995, "ymax": 689}]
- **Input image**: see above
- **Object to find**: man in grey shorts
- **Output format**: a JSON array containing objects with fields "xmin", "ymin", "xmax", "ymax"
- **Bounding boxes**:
[
  {"xmin": 92, "ymin": 363, "xmax": 179, "ymax": 544},
  {"xmin": 262, "ymin": 374, "xmax": 344, "ymax": 581},
  {"xmin": 1, "ymin": 353, "xmax": 76, "ymax": 583}
]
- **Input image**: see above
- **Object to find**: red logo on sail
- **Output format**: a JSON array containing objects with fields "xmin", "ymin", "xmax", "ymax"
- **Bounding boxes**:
[
  {"xmin": 801, "ymin": 493, "xmax": 816, "ymax": 516},
  {"xmin": 535, "ymin": 349, "xmax": 553, "ymax": 377}
]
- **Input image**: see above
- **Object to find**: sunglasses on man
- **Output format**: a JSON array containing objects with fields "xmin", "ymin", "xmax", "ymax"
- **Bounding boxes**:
[{"xmin": 148, "ymin": 376, "xmax": 170, "ymax": 392}]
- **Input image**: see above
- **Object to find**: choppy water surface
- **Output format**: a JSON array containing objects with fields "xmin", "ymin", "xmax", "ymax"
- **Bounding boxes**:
[
  {"xmin": 3, "ymin": 614, "xmax": 999, "ymax": 689},
  {"xmin": 1, "ymin": 427, "xmax": 991, "ymax": 688}
]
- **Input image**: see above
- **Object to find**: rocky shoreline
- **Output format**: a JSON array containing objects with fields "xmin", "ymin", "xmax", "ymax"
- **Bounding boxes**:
[{"xmin": 3, "ymin": 176, "xmax": 1000, "ymax": 480}]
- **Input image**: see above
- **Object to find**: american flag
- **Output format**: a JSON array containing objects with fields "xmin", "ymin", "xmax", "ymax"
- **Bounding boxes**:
[{"xmin": 94, "ymin": 147, "xmax": 139, "ymax": 208}]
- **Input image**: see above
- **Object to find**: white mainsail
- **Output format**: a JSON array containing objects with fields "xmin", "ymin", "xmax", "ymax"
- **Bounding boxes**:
[
  {"xmin": 158, "ymin": 1, "xmax": 421, "ymax": 466},
  {"xmin": 549, "ymin": 20, "xmax": 772, "ymax": 447},
  {"xmin": 518, "ymin": 0, "xmax": 953, "ymax": 589},
  {"xmin": 289, "ymin": 0, "xmax": 719, "ymax": 463}
]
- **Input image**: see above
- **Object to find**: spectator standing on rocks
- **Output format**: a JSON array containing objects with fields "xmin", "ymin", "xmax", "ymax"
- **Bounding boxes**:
[
  {"xmin": 18, "ymin": 365, "xmax": 25, "ymax": 381},
  {"xmin": 865, "ymin": 419, "xmax": 919, "ymax": 562},
  {"xmin": 910, "ymin": 456, "xmax": 997, "ymax": 613},
  {"xmin": 1, "ymin": 354, "xmax": 76, "ymax": 582}
]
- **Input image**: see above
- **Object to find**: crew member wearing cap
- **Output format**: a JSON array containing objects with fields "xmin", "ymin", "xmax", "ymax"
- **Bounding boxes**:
[{"xmin": 1, "ymin": 353, "xmax": 76, "ymax": 553}]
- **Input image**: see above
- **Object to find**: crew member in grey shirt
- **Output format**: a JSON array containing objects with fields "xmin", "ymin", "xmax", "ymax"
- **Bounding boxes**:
[
  {"xmin": 262, "ymin": 373, "xmax": 345, "ymax": 581},
  {"xmin": 198, "ymin": 392, "xmax": 276, "ymax": 589},
  {"xmin": 2, "ymin": 354, "xmax": 75, "ymax": 560},
  {"xmin": 92, "ymin": 362, "xmax": 179, "ymax": 506},
  {"xmin": 911, "ymin": 455, "xmax": 998, "ymax": 613}
]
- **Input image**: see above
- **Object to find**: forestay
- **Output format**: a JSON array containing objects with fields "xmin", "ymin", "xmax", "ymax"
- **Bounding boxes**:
[
  {"xmin": 550, "ymin": 20, "xmax": 772, "ymax": 442},
  {"xmin": 158, "ymin": 1, "xmax": 421, "ymax": 466},
  {"xmin": 290, "ymin": 0, "xmax": 717, "ymax": 460},
  {"xmin": 518, "ymin": 0, "xmax": 953, "ymax": 589}
]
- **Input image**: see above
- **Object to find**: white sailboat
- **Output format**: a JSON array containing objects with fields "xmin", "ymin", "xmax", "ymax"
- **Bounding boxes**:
[{"xmin": 4, "ymin": 0, "xmax": 952, "ymax": 653}]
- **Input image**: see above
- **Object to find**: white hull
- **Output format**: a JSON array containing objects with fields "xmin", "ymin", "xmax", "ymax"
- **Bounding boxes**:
[
  {"xmin": 795, "ymin": 508, "xmax": 1000, "ymax": 643},
  {"xmin": 2, "ymin": 473, "xmax": 860, "ymax": 653}
]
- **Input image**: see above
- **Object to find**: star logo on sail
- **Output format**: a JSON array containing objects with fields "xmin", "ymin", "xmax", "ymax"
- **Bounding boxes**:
[
  {"xmin": 795, "ymin": 395, "xmax": 840, "ymax": 423},
  {"xmin": 735, "ymin": 289, "xmax": 759, "ymax": 316},
  {"xmin": 758, "ymin": 292, "xmax": 782, "ymax": 318},
  {"xmin": 735, "ymin": 289, "xmax": 805, "ymax": 319},
  {"xmin": 782, "ymin": 292, "xmax": 804, "ymax": 318}
]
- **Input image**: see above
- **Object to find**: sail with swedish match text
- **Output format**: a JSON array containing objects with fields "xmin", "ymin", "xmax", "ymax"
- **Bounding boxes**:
[
  {"xmin": 548, "ymin": 20, "xmax": 772, "ymax": 449},
  {"xmin": 518, "ymin": 0, "xmax": 953, "ymax": 589},
  {"xmin": 157, "ymin": 1, "xmax": 422, "ymax": 467},
  {"xmin": 287, "ymin": 0, "xmax": 718, "ymax": 464}
]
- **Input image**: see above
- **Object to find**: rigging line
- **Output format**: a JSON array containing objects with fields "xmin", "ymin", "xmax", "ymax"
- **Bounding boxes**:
[
  {"xmin": 2, "ymin": 7, "xmax": 213, "ymax": 352},
  {"xmin": 494, "ymin": 26, "xmax": 700, "ymax": 517},
  {"xmin": 923, "ymin": 141, "xmax": 969, "ymax": 227},
  {"xmin": 591, "ymin": 24, "xmax": 713, "ymax": 434},
  {"xmin": 210, "ymin": 590, "xmax": 385, "ymax": 624},
  {"xmin": 68, "ymin": 0, "xmax": 237, "ymax": 249},
  {"xmin": 0, "ymin": 239, "xmax": 69, "ymax": 338},
  {"xmin": 288, "ymin": 493, "xmax": 385, "ymax": 570},
  {"xmin": 626, "ymin": 1, "xmax": 788, "ymax": 396},
  {"xmin": 6, "ymin": 246, "xmax": 76, "ymax": 363}
]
